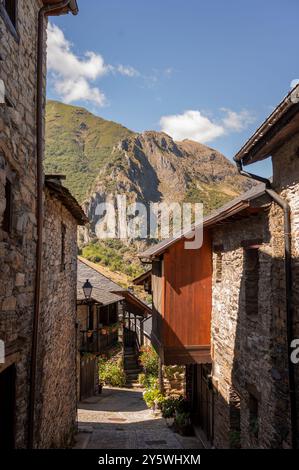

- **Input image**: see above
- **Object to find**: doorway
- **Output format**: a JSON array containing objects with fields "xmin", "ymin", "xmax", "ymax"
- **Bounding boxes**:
[
  {"xmin": 192, "ymin": 364, "xmax": 213, "ymax": 445},
  {"xmin": 0, "ymin": 364, "xmax": 16, "ymax": 449}
]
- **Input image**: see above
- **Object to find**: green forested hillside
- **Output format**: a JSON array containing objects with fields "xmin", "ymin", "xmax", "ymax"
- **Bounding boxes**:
[{"xmin": 45, "ymin": 100, "xmax": 132, "ymax": 202}]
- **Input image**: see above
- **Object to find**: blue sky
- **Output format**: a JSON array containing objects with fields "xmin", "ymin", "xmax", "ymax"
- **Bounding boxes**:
[{"xmin": 47, "ymin": 0, "xmax": 299, "ymax": 177}]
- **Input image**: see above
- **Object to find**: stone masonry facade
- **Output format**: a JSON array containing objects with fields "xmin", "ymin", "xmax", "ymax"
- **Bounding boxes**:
[
  {"xmin": 35, "ymin": 188, "xmax": 79, "ymax": 448},
  {"xmin": 210, "ymin": 133, "xmax": 299, "ymax": 448},
  {"xmin": 0, "ymin": 1, "xmax": 82, "ymax": 449},
  {"xmin": 0, "ymin": 0, "xmax": 43, "ymax": 448}
]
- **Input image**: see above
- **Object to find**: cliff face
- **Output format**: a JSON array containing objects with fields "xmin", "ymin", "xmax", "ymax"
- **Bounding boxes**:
[
  {"xmin": 82, "ymin": 131, "xmax": 254, "ymax": 235},
  {"xmin": 45, "ymin": 101, "xmax": 254, "ymax": 247}
]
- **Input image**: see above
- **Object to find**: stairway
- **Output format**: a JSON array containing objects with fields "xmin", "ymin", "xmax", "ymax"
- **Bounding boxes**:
[{"xmin": 123, "ymin": 346, "xmax": 142, "ymax": 389}]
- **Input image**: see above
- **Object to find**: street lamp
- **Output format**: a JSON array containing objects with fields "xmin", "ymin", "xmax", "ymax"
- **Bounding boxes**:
[{"xmin": 83, "ymin": 279, "xmax": 93, "ymax": 300}]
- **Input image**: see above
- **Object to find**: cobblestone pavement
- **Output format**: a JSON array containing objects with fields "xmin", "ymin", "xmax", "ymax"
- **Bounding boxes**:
[{"xmin": 74, "ymin": 387, "xmax": 203, "ymax": 449}]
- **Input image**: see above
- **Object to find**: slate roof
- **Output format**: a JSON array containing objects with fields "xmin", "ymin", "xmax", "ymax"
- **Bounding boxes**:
[
  {"xmin": 43, "ymin": 0, "xmax": 79, "ymax": 16},
  {"xmin": 139, "ymin": 183, "xmax": 267, "ymax": 260},
  {"xmin": 234, "ymin": 83, "xmax": 299, "ymax": 165},
  {"xmin": 77, "ymin": 258, "xmax": 125, "ymax": 305},
  {"xmin": 45, "ymin": 176, "xmax": 88, "ymax": 225}
]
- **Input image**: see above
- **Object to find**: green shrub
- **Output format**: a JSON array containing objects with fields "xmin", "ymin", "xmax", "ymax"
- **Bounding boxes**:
[
  {"xmin": 160, "ymin": 395, "xmax": 190, "ymax": 418},
  {"xmin": 81, "ymin": 241, "xmax": 145, "ymax": 278},
  {"xmin": 139, "ymin": 346, "xmax": 159, "ymax": 377},
  {"xmin": 99, "ymin": 357, "xmax": 126, "ymax": 387},
  {"xmin": 143, "ymin": 387, "xmax": 164, "ymax": 409},
  {"xmin": 174, "ymin": 411, "xmax": 191, "ymax": 427},
  {"xmin": 138, "ymin": 373, "xmax": 158, "ymax": 388}
]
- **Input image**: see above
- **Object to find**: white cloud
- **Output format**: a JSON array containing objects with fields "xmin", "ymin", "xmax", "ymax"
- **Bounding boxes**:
[
  {"xmin": 160, "ymin": 110, "xmax": 224, "ymax": 143},
  {"xmin": 47, "ymin": 23, "xmax": 139, "ymax": 106},
  {"xmin": 291, "ymin": 79, "xmax": 299, "ymax": 89},
  {"xmin": 220, "ymin": 108, "xmax": 255, "ymax": 132},
  {"xmin": 160, "ymin": 108, "xmax": 255, "ymax": 144},
  {"xmin": 115, "ymin": 65, "xmax": 139, "ymax": 77}
]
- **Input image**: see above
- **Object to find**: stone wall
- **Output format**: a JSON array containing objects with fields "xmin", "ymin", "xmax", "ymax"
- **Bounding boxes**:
[
  {"xmin": 162, "ymin": 365, "xmax": 186, "ymax": 397},
  {"xmin": 34, "ymin": 188, "xmax": 79, "ymax": 448},
  {"xmin": 0, "ymin": 0, "xmax": 44, "ymax": 448},
  {"xmin": 211, "ymin": 206, "xmax": 292, "ymax": 448},
  {"xmin": 271, "ymin": 132, "xmax": 299, "ymax": 447}
]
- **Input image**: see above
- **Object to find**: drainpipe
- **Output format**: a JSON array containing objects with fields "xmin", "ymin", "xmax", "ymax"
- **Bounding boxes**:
[
  {"xmin": 28, "ymin": 0, "xmax": 77, "ymax": 449},
  {"xmin": 236, "ymin": 160, "xmax": 297, "ymax": 449}
]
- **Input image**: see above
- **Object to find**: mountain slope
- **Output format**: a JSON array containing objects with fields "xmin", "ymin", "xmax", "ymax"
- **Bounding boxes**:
[
  {"xmin": 83, "ymin": 130, "xmax": 254, "ymax": 234},
  {"xmin": 45, "ymin": 100, "xmax": 132, "ymax": 203},
  {"xmin": 45, "ymin": 102, "xmax": 255, "ymax": 274}
]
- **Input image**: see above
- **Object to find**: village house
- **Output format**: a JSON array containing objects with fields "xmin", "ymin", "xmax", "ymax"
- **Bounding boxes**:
[
  {"xmin": 76, "ymin": 257, "xmax": 153, "ymax": 396},
  {"xmin": 0, "ymin": 0, "xmax": 81, "ymax": 449},
  {"xmin": 138, "ymin": 83, "xmax": 299, "ymax": 449},
  {"xmin": 77, "ymin": 257, "xmax": 125, "ymax": 400},
  {"xmin": 35, "ymin": 175, "xmax": 87, "ymax": 447}
]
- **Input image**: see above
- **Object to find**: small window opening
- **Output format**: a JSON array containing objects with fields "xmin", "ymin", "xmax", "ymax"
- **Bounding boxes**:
[
  {"xmin": 249, "ymin": 394, "xmax": 259, "ymax": 439},
  {"xmin": 4, "ymin": 0, "xmax": 17, "ymax": 28},
  {"xmin": 215, "ymin": 252, "xmax": 223, "ymax": 283},
  {"xmin": 244, "ymin": 248, "xmax": 259, "ymax": 316},
  {"xmin": 1, "ymin": 178, "xmax": 12, "ymax": 233},
  {"xmin": 60, "ymin": 223, "xmax": 66, "ymax": 271},
  {"xmin": 229, "ymin": 388, "xmax": 241, "ymax": 448}
]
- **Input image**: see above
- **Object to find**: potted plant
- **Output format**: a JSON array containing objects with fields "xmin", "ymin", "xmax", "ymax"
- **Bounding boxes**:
[{"xmin": 174, "ymin": 411, "xmax": 193, "ymax": 436}]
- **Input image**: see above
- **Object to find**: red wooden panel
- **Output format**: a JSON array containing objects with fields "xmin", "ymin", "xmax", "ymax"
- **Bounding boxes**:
[{"xmin": 163, "ymin": 230, "xmax": 212, "ymax": 350}]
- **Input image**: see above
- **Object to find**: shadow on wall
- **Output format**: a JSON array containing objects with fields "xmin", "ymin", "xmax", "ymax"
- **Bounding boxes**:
[
  {"xmin": 214, "ymin": 209, "xmax": 297, "ymax": 449},
  {"xmin": 151, "ymin": 210, "xmax": 298, "ymax": 448}
]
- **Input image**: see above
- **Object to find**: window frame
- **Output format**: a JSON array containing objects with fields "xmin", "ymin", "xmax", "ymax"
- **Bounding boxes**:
[
  {"xmin": 248, "ymin": 393, "xmax": 259, "ymax": 439},
  {"xmin": 1, "ymin": 177, "xmax": 13, "ymax": 234},
  {"xmin": 60, "ymin": 223, "xmax": 66, "ymax": 272},
  {"xmin": 244, "ymin": 246, "xmax": 260, "ymax": 317},
  {"xmin": 0, "ymin": 0, "xmax": 19, "ymax": 42}
]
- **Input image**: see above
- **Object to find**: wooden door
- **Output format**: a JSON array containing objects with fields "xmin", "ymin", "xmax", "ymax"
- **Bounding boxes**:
[
  {"xmin": 192, "ymin": 364, "xmax": 213, "ymax": 443},
  {"xmin": 80, "ymin": 356, "xmax": 96, "ymax": 400},
  {"xmin": 0, "ymin": 365, "xmax": 16, "ymax": 449}
]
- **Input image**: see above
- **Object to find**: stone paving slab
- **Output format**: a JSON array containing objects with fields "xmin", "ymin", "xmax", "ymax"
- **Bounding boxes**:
[{"xmin": 74, "ymin": 387, "xmax": 203, "ymax": 450}]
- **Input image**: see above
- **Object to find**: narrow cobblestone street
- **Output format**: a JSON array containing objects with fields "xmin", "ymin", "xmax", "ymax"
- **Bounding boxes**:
[{"xmin": 74, "ymin": 387, "xmax": 202, "ymax": 450}]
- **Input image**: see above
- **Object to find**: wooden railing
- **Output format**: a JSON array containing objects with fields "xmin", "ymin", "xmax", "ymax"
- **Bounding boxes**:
[
  {"xmin": 124, "ymin": 326, "xmax": 140, "ymax": 356},
  {"xmin": 80, "ymin": 329, "xmax": 118, "ymax": 354}
]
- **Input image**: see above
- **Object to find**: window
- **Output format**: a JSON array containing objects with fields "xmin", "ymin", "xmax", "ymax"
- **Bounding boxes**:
[
  {"xmin": 215, "ymin": 252, "xmax": 223, "ymax": 283},
  {"xmin": 60, "ymin": 223, "xmax": 66, "ymax": 271},
  {"xmin": 249, "ymin": 394, "xmax": 259, "ymax": 439},
  {"xmin": 244, "ymin": 248, "xmax": 259, "ymax": 316},
  {"xmin": 1, "ymin": 178, "xmax": 12, "ymax": 233},
  {"xmin": 4, "ymin": 0, "xmax": 17, "ymax": 28},
  {"xmin": 229, "ymin": 388, "xmax": 241, "ymax": 448}
]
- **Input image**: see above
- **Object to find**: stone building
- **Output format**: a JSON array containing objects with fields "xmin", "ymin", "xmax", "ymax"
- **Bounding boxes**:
[
  {"xmin": 35, "ymin": 176, "xmax": 87, "ymax": 448},
  {"xmin": 0, "ymin": 0, "xmax": 79, "ymax": 449},
  {"xmin": 139, "ymin": 84, "xmax": 299, "ymax": 449},
  {"xmin": 231, "ymin": 83, "xmax": 299, "ymax": 448},
  {"xmin": 77, "ymin": 257, "xmax": 125, "ymax": 400}
]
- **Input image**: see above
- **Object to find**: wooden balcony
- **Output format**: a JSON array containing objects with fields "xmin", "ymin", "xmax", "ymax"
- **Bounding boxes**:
[
  {"xmin": 80, "ymin": 327, "xmax": 119, "ymax": 354},
  {"xmin": 151, "ymin": 234, "xmax": 212, "ymax": 365}
]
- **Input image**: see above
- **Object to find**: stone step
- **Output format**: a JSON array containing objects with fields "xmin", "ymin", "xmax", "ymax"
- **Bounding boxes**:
[
  {"xmin": 126, "ymin": 372, "xmax": 141, "ymax": 378},
  {"xmin": 124, "ymin": 361, "xmax": 139, "ymax": 368}
]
